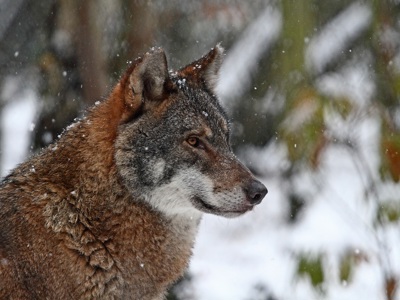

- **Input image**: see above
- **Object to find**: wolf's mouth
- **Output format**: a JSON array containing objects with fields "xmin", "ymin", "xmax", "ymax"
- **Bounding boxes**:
[
  {"xmin": 192, "ymin": 196, "xmax": 218, "ymax": 212},
  {"xmin": 191, "ymin": 196, "xmax": 251, "ymax": 216}
]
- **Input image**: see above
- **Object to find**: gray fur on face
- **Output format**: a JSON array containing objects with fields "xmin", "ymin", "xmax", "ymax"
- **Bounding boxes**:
[{"xmin": 115, "ymin": 82, "xmax": 228, "ymax": 190}]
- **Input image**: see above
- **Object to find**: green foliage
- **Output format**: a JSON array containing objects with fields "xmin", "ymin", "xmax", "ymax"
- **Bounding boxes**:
[
  {"xmin": 296, "ymin": 254, "xmax": 325, "ymax": 291},
  {"xmin": 339, "ymin": 249, "xmax": 370, "ymax": 287},
  {"xmin": 380, "ymin": 121, "xmax": 400, "ymax": 182},
  {"xmin": 339, "ymin": 253, "xmax": 354, "ymax": 284},
  {"xmin": 329, "ymin": 98, "xmax": 353, "ymax": 119},
  {"xmin": 280, "ymin": 87, "xmax": 326, "ymax": 168},
  {"xmin": 376, "ymin": 201, "xmax": 400, "ymax": 224}
]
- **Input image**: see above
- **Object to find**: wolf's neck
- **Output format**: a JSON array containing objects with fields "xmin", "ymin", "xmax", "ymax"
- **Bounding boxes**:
[{"xmin": 166, "ymin": 212, "xmax": 202, "ymax": 241}]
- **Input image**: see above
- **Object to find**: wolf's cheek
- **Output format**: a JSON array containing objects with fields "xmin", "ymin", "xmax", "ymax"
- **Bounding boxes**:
[
  {"xmin": 142, "ymin": 167, "xmax": 213, "ymax": 219},
  {"xmin": 150, "ymin": 158, "xmax": 166, "ymax": 183}
]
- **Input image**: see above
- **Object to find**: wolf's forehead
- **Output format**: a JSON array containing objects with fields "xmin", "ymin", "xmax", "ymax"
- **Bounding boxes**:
[
  {"xmin": 169, "ymin": 75, "xmax": 229, "ymax": 134},
  {"xmin": 187, "ymin": 92, "xmax": 229, "ymax": 134},
  {"xmin": 207, "ymin": 106, "xmax": 229, "ymax": 134}
]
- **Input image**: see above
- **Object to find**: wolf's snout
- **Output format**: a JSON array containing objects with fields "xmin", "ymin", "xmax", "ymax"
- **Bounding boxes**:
[{"xmin": 244, "ymin": 180, "xmax": 268, "ymax": 205}]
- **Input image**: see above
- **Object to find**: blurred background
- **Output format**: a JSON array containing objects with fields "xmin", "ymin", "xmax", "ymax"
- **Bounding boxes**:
[{"xmin": 1, "ymin": 0, "xmax": 400, "ymax": 299}]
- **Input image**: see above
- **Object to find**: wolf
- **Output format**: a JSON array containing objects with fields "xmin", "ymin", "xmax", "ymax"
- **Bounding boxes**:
[{"xmin": 0, "ymin": 45, "xmax": 267, "ymax": 299}]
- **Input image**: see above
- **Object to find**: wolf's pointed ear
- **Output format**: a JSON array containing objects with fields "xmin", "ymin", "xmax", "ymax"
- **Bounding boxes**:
[
  {"xmin": 178, "ymin": 44, "xmax": 224, "ymax": 93},
  {"xmin": 120, "ymin": 48, "xmax": 169, "ymax": 120},
  {"xmin": 129, "ymin": 48, "xmax": 168, "ymax": 102}
]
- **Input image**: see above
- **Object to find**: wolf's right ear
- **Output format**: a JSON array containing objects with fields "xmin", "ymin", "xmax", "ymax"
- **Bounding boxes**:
[
  {"xmin": 178, "ymin": 45, "xmax": 224, "ymax": 93},
  {"xmin": 121, "ymin": 48, "xmax": 169, "ymax": 119}
]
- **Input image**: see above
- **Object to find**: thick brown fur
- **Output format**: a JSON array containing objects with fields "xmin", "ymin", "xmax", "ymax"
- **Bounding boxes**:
[{"xmin": 0, "ymin": 46, "xmax": 267, "ymax": 299}]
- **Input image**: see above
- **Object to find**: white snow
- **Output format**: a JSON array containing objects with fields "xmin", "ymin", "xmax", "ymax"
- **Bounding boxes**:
[
  {"xmin": 1, "ymin": 88, "xmax": 37, "ymax": 177},
  {"xmin": 217, "ymin": 6, "xmax": 282, "ymax": 111},
  {"xmin": 305, "ymin": 2, "xmax": 372, "ymax": 74}
]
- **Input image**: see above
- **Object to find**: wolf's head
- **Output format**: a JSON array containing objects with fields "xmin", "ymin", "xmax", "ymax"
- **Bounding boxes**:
[{"xmin": 114, "ymin": 46, "xmax": 267, "ymax": 219}]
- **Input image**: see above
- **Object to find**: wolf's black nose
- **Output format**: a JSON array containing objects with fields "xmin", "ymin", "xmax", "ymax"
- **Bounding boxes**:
[{"xmin": 244, "ymin": 180, "xmax": 268, "ymax": 205}]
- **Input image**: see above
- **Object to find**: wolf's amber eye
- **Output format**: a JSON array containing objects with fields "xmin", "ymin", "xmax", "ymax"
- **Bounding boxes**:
[{"xmin": 187, "ymin": 137, "xmax": 204, "ymax": 149}]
